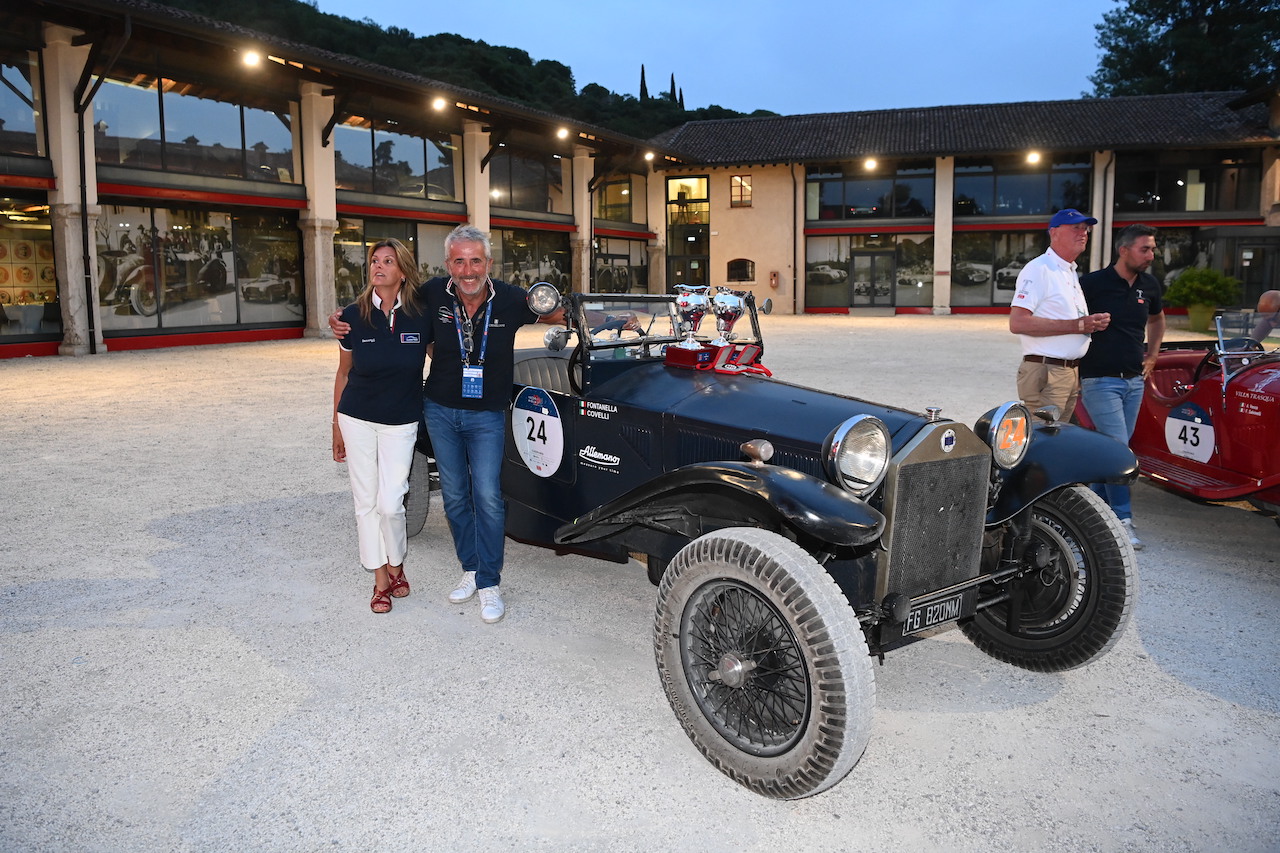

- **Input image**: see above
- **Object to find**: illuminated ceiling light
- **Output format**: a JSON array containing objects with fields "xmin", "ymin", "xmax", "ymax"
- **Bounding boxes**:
[
  {"xmin": 864, "ymin": 158, "xmax": 877, "ymax": 170},
  {"xmin": 242, "ymin": 50, "xmax": 261, "ymax": 67},
  {"xmin": 431, "ymin": 97, "xmax": 448, "ymax": 111},
  {"xmin": 644, "ymin": 152, "xmax": 655, "ymax": 161},
  {"xmin": 490, "ymin": 189, "xmax": 502, "ymax": 199},
  {"xmin": 556, "ymin": 127, "xmax": 570, "ymax": 140},
  {"xmin": 1026, "ymin": 151, "xmax": 1041, "ymax": 164}
]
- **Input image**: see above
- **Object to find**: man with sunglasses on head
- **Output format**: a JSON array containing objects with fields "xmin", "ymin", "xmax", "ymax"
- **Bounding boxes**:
[{"xmin": 332, "ymin": 223, "xmax": 562, "ymax": 624}]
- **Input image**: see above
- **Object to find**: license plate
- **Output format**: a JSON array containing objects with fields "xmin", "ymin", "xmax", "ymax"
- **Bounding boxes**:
[{"xmin": 900, "ymin": 590, "xmax": 969, "ymax": 636}]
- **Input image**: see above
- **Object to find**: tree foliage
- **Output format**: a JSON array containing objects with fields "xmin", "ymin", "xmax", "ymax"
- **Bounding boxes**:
[
  {"xmin": 150, "ymin": 0, "xmax": 768, "ymax": 138},
  {"xmin": 1089, "ymin": 0, "xmax": 1280, "ymax": 96}
]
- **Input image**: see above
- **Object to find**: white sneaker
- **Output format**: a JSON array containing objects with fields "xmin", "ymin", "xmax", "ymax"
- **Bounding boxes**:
[
  {"xmin": 448, "ymin": 571, "xmax": 477, "ymax": 604},
  {"xmin": 1120, "ymin": 518, "xmax": 1143, "ymax": 551},
  {"xmin": 478, "ymin": 586, "xmax": 505, "ymax": 623}
]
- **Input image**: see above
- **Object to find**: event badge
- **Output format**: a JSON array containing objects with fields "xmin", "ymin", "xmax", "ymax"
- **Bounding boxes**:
[{"xmin": 462, "ymin": 365, "xmax": 484, "ymax": 398}]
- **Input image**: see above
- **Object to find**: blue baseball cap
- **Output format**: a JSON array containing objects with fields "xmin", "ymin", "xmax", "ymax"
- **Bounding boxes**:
[{"xmin": 1048, "ymin": 209, "xmax": 1098, "ymax": 228}]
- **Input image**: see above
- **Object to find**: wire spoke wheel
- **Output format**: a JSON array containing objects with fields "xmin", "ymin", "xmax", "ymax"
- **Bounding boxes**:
[
  {"xmin": 655, "ymin": 528, "xmax": 874, "ymax": 799},
  {"xmin": 681, "ymin": 580, "xmax": 810, "ymax": 755}
]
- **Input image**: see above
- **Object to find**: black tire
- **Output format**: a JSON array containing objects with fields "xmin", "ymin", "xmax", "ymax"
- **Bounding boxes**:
[
  {"xmin": 654, "ymin": 528, "xmax": 875, "ymax": 799},
  {"xmin": 403, "ymin": 449, "xmax": 432, "ymax": 538},
  {"xmin": 961, "ymin": 485, "xmax": 1136, "ymax": 672}
]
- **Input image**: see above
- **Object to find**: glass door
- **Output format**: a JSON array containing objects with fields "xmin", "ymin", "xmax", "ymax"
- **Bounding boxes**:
[{"xmin": 851, "ymin": 253, "xmax": 895, "ymax": 307}]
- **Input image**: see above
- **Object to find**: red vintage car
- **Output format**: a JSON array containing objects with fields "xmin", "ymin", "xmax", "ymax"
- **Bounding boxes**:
[{"xmin": 1079, "ymin": 312, "xmax": 1280, "ymax": 521}]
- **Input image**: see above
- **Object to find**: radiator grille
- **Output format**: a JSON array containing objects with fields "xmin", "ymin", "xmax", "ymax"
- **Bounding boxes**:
[{"xmin": 876, "ymin": 425, "xmax": 990, "ymax": 600}]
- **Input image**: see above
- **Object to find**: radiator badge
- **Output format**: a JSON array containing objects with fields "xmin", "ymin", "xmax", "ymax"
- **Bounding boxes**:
[{"xmin": 940, "ymin": 428, "xmax": 957, "ymax": 453}]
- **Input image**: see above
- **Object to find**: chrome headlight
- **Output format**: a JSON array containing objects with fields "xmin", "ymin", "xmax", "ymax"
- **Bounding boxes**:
[
  {"xmin": 823, "ymin": 415, "xmax": 891, "ymax": 497},
  {"xmin": 526, "ymin": 281, "xmax": 562, "ymax": 316},
  {"xmin": 986, "ymin": 402, "xmax": 1032, "ymax": 469}
]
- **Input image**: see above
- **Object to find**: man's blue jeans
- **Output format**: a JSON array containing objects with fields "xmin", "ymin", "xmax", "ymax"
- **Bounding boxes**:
[
  {"xmin": 1080, "ymin": 375, "xmax": 1145, "ymax": 519},
  {"xmin": 423, "ymin": 399, "xmax": 507, "ymax": 589}
]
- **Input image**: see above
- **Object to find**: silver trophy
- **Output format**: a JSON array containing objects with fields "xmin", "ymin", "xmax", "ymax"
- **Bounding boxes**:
[
  {"xmin": 673, "ymin": 285, "xmax": 710, "ymax": 349},
  {"xmin": 710, "ymin": 288, "xmax": 747, "ymax": 346}
]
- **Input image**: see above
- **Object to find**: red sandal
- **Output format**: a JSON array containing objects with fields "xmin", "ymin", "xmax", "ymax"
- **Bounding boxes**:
[
  {"xmin": 370, "ymin": 582, "xmax": 392, "ymax": 613},
  {"xmin": 386, "ymin": 564, "xmax": 410, "ymax": 599}
]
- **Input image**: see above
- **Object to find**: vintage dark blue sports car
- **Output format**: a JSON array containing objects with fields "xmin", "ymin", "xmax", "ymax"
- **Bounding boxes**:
[{"xmin": 405, "ymin": 285, "xmax": 1140, "ymax": 799}]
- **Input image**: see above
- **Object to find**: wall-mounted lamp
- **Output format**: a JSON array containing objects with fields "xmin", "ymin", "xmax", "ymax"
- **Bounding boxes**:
[
  {"xmin": 863, "ymin": 158, "xmax": 877, "ymax": 171},
  {"xmin": 556, "ymin": 127, "xmax": 570, "ymax": 140},
  {"xmin": 431, "ymin": 97, "xmax": 448, "ymax": 111},
  {"xmin": 1026, "ymin": 151, "xmax": 1041, "ymax": 164},
  {"xmin": 644, "ymin": 152, "xmax": 655, "ymax": 161},
  {"xmin": 242, "ymin": 50, "xmax": 261, "ymax": 67}
]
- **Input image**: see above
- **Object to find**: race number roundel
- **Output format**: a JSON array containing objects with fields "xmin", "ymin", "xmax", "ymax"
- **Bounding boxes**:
[
  {"xmin": 1163, "ymin": 402, "xmax": 1215, "ymax": 464},
  {"xmin": 513, "ymin": 386, "xmax": 564, "ymax": 478}
]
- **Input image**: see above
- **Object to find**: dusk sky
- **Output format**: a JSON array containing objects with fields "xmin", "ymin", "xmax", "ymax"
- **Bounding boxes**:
[{"xmin": 314, "ymin": 0, "xmax": 1121, "ymax": 116}]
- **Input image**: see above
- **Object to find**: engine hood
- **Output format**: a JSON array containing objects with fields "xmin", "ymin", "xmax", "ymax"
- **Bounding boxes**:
[{"xmin": 590, "ymin": 362, "xmax": 930, "ymax": 450}]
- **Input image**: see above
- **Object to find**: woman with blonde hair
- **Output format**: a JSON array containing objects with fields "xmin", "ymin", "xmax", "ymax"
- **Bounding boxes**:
[{"xmin": 332, "ymin": 238, "xmax": 431, "ymax": 613}]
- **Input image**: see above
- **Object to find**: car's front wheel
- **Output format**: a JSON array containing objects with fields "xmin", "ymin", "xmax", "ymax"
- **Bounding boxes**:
[
  {"xmin": 962, "ymin": 485, "xmax": 1136, "ymax": 671},
  {"xmin": 654, "ymin": 528, "xmax": 875, "ymax": 799}
]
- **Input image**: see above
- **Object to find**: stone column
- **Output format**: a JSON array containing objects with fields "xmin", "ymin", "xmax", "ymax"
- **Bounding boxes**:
[
  {"xmin": 298, "ymin": 82, "xmax": 337, "ymax": 338},
  {"xmin": 570, "ymin": 145, "xmax": 593, "ymax": 293},
  {"xmin": 49, "ymin": 204, "xmax": 101, "ymax": 354},
  {"xmin": 44, "ymin": 23, "xmax": 105, "ymax": 355},
  {"xmin": 932, "ymin": 156, "xmax": 955, "ymax": 315},
  {"xmin": 463, "ymin": 120, "xmax": 490, "ymax": 233},
  {"xmin": 646, "ymin": 162, "xmax": 666, "ymax": 294}
]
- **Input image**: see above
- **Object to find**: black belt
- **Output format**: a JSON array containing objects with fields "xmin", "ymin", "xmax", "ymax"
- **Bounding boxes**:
[
  {"xmin": 1023, "ymin": 355, "xmax": 1080, "ymax": 368},
  {"xmin": 1091, "ymin": 370, "xmax": 1143, "ymax": 379}
]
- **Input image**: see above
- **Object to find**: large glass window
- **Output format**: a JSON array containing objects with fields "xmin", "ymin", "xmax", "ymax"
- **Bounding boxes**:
[
  {"xmin": 490, "ymin": 147, "xmax": 568, "ymax": 213},
  {"xmin": 494, "ymin": 227, "xmax": 572, "ymax": 292},
  {"xmin": 0, "ymin": 196, "xmax": 59, "ymax": 338},
  {"xmin": 595, "ymin": 178, "xmax": 633, "ymax": 222},
  {"xmin": 1114, "ymin": 149, "xmax": 1262, "ymax": 214},
  {"xmin": 805, "ymin": 161, "xmax": 934, "ymax": 220},
  {"xmin": 95, "ymin": 77, "xmax": 163, "ymax": 170},
  {"xmin": 954, "ymin": 154, "xmax": 1090, "ymax": 217},
  {"xmin": 950, "ymin": 231, "xmax": 1092, "ymax": 307},
  {"xmin": 594, "ymin": 236, "xmax": 647, "ymax": 293},
  {"xmin": 96, "ymin": 203, "xmax": 302, "ymax": 331},
  {"xmin": 805, "ymin": 233, "xmax": 930, "ymax": 308},
  {"xmin": 93, "ymin": 74, "xmax": 295, "ymax": 182},
  {"xmin": 667, "ymin": 176, "xmax": 710, "ymax": 289},
  {"xmin": 161, "ymin": 84, "xmax": 242, "ymax": 178},
  {"xmin": 333, "ymin": 217, "xmax": 416, "ymax": 304},
  {"xmin": 334, "ymin": 122, "xmax": 459, "ymax": 201},
  {"xmin": 0, "ymin": 52, "xmax": 41, "ymax": 158}
]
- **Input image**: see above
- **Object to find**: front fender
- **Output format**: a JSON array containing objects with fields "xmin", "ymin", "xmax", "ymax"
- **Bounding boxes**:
[
  {"xmin": 987, "ymin": 421, "xmax": 1138, "ymax": 524},
  {"xmin": 555, "ymin": 461, "xmax": 885, "ymax": 547}
]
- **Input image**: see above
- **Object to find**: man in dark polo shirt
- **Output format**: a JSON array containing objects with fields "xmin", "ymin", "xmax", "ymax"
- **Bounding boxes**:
[{"xmin": 1079, "ymin": 223, "xmax": 1165, "ymax": 550}]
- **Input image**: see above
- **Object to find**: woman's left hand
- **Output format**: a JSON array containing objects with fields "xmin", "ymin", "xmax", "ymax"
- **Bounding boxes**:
[{"xmin": 332, "ymin": 423, "xmax": 346, "ymax": 463}]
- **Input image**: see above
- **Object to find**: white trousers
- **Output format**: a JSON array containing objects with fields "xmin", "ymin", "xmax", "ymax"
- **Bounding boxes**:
[{"xmin": 337, "ymin": 413, "xmax": 417, "ymax": 571}]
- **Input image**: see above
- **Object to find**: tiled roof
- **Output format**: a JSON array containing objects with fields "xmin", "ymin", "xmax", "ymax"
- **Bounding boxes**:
[{"xmin": 654, "ymin": 93, "xmax": 1276, "ymax": 165}]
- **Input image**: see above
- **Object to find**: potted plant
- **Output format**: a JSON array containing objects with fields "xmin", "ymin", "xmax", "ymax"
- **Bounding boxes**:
[{"xmin": 1163, "ymin": 268, "xmax": 1242, "ymax": 333}]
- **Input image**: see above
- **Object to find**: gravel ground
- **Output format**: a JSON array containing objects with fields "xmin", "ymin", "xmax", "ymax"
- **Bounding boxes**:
[{"xmin": 1, "ymin": 314, "xmax": 1276, "ymax": 853}]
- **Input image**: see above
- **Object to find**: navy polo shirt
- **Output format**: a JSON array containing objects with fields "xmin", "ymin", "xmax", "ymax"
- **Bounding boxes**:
[
  {"xmin": 421, "ymin": 276, "xmax": 540, "ymax": 411},
  {"xmin": 337, "ymin": 297, "xmax": 432, "ymax": 425},
  {"xmin": 1079, "ymin": 265, "xmax": 1163, "ymax": 378}
]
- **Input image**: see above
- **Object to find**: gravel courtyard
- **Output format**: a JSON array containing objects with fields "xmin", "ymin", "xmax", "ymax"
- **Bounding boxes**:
[{"xmin": 1, "ymin": 313, "xmax": 1276, "ymax": 852}]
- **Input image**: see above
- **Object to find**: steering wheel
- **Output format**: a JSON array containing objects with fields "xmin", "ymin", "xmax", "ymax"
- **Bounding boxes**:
[
  {"xmin": 1193, "ymin": 338, "xmax": 1266, "ymax": 383},
  {"xmin": 568, "ymin": 343, "xmax": 585, "ymax": 396}
]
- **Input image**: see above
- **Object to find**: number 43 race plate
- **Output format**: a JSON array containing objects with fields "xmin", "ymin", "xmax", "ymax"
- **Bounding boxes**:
[
  {"xmin": 513, "ymin": 386, "xmax": 565, "ymax": 477},
  {"xmin": 1164, "ymin": 402, "xmax": 1215, "ymax": 464}
]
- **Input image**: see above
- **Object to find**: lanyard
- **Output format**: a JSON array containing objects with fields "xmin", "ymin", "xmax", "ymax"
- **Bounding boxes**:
[{"xmin": 453, "ymin": 297, "xmax": 492, "ymax": 366}]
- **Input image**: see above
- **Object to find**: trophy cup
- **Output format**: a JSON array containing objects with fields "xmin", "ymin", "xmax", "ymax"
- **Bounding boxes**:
[
  {"xmin": 673, "ymin": 285, "xmax": 710, "ymax": 350},
  {"xmin": 710, "ymin": 288, "xmax": 746, "ymax": 346}
]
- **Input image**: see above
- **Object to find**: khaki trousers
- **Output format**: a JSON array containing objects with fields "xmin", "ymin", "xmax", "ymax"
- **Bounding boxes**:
[{"xmin": 1016, "ymin": 361, "xmax": 1079, "ymax": 422}]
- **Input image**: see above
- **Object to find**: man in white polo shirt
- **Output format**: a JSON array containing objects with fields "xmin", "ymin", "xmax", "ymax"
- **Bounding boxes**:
[{"xmin": 1008, "ymin": 208, "xmax": 1112, "ymax": 422}]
